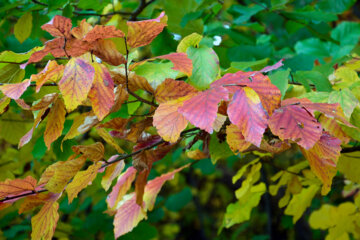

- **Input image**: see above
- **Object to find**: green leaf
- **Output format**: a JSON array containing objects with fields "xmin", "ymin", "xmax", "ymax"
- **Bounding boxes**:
[
  {"xmin": 283, "ymin": 9, "xmax": 338, "ymax": 22},
  {"xmin": 295, "ymin": 70, "xmax": 332, "ymax": 92},
  {"xmin": 269, "ymin": 69, "xmax": 290, "ymax": 99},
  {"xmin": 338, "ymin": 151, "xmax": 360, "ymax": 184},
  {"xmin": 0, "ymin": 64, "xmax": 25, "ymax": 83},
  {"xmin": 317, "ymin": 0, "xmax": 356, "ymax": 13},
  {"xmin": 209, "ymin": 133, "xmax": 233, "ymax": 164},
  {"xmin": 176, "ymin": 33, "xmax": 203, "ymax": 53},
  {"xmin": 331, "ymin": 22, "xmax": 360, "ymax": 46},
  {"xmin": 133, "ymin": 62, "xmax": 178, "ymax": 90},
  {"xmin": 165, "ymin": 187, "xmax": 192, "ymax": 211},
  {"xmin": 271, "ymin": 0, "xmax": 289, "ymax": 10},
  {"xmin": 187, "ymin": 45, "xmax": 219, "ymax": 90},
  {"xmin": 328, "ymin": 88, "xmax": 359, "ymax": 118},
  {"xmin": 14, "ymin": 12, "xmax": 33, "ymax": 44},
  {"xmin": 231, "ymin": 58, "xmax": 269, "ymax": 71},
  {"xmin": 0, "ymin": 47, "xmax": 43, "ymax": 64},
  {"xmin": 227, "ymin": 4, "xmax": 263, "ymax": 24},
  {"xmin": 127, "ymin": 95, "xmax": 141, "ymax": 115}
]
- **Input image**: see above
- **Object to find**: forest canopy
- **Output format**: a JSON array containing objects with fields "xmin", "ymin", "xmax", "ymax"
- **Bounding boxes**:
[{"xmin": 1, "ymin": 0, "xmax": 360, "ymax": 239}]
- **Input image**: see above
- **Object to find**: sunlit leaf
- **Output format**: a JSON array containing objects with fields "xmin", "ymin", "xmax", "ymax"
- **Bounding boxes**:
[{"xmin": 44, "ymin": 97, "xmax": 66, "ymax": 149}]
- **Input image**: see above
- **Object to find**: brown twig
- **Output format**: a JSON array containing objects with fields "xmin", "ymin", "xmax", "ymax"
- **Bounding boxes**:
[{"xmin": 123, "ymin": 38, "xmax": 158, "ymax": 107}]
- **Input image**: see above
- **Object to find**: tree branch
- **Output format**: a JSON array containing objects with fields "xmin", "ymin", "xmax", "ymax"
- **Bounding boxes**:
[{"xmin": 123, "ymin": 38, "xmax": 158, "ymax": 107}]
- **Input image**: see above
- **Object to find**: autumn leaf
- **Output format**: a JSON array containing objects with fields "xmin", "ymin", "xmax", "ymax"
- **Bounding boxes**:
[
  {"xmin": 227, "ymin": 87, "xmax": 268, "ymax": 147},
  {"xmin": 88, "ymin": 62, "xmax": 115, "ymax": 120},
  {"xmin": 319, "ymin": 115, "xmax": 350, "ymax": 143},
  {"xmin": 66, "ymin": 162, "xmax": 102, "ymax": 203},
  {"xmin": 0, "ymin": 176, "xmax": 37, "ymax": 199},
  {"xmin": 83, "ymin": 25, "xmax": 124, "ymax": 42},
  {"xmin": 226, "ymin": 124, "xmax": 252, "ymax": 153},
  {"xmin": 0, "ymin": 79, "xmax": 30, "ymax": 100},
  {"xmin": 259, "ymin": 59, "xmax": 284, "ymax": 73},
  {"xmin": 178, "ymin": 86, "xmax": 229, "ymax": 133},
  {"xmin": 113, "ymin": 193, "xmax": 146, "ymax": 238},
  {"xmin": 45, "ymin": 156, "xmax": 86, "ymax": 193},
  {"xmin": 153, "ymin": 96, "xmax": 190, "ymax": 143},
  {"xmin": 44, "ymin": 97, "xmax": 66, "ymax": 149},
  {"xmin": 92, "ymin": 39, "xmax": 126, "ymax": 66},
  {"xmin": 0, "ymin": 97, "xmax": 10, "ymax": 114},
  {"xmin": 58, "ymin": 57, "xmax": 95, "ymax": 111},
  {"xmin": 268, "ymin": 104, "xmax": 322, "ymax": 149},
  {"xmin": 41, "ymin": 15, "xmax": 72, "ymax": 38},
  {"xmin": 300, "ymin": 133, "xmax": 341, "ymax": 195},
  {"xmin": 211, "ymin": 71, "xmax": 281, "ymax": 115},
  {"xmin": 155, "ymin": 78, "xmax": 197, "ymax": 103},
  {"xmin": 30, "ymin": 60, "xmax": 64, "ymax": 93},
  {"xmin": 19, "ymin": 108, "xmax": 48, "ymax": 148},
  {"xmin": 72, "ymin": 142, "xmax": 105, "ymax": 162},
  {"xmin": 63, "ymin": 111, "xmax": 99, "ymax": 142},
  {"xmin": 19, "ymin": 193, "xmax": 59, "ymax": 214},
  {"xmin": 96, "ymin": 128, "xmax": 124, "ymax": 153},
  {"xmin": 101, "ymin": 157, "xmax": 124, "ymax": 191},
  {"xmin": 111, "ymin": 67, "xmax": 154, "ymax": 93},
  {"xmin": 31, "ymin": 200, "xmax": 59, "ymax": 240},
  {"xmin": 127, "ymin": 11, "xmax": 167, "ymax": 48},
  {"xmin": 155, "ymin": 53, "xmax": 193, "ymax": 76},
  {"xmin": 30, "ymin": 93, "xmax": 59, "ymax": 111},
  {"xmin": 98, "ymin": 117, "xmax": 129, "ymax": 132},
  {"xmin": 107, "ymin": 167, "xmax": 137, "ymax": 209},
  {"xmin": 111, "ymin": 86, "xmax": 129, "ymax": 112}
]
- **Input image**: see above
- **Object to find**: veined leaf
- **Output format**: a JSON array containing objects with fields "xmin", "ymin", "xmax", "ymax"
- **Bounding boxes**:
[
  {"xmin": 72, "ymin": 142, "xmax": 105, "ymax": 162},
  {"xmin": 31, "ymin": 201, "xmax": 59, "ymax": 240},
  {"xmin": 101, "ymin": 157, "xmax": 124, "ymax": 191},
  {"xmin": 44, "ymin": 97, "xmax": 66, "ymax": 149},
  {"xmin": 0, "ymin": 176, "xmax": 37, "ymax": 199},
  {"xmin": 155, "ymin": 78, "xmax": 197, "ymax": 103},
  {"xmin": 226, "ymin": 124, "xmax": 252, "ymax": 153},
  {"xmin": 58, "ymin": 57, "xmax": 95, "ymax": 111},
  {"xmin": 0, "ymin": 79, "xmax": 30, "ymax": 100}
]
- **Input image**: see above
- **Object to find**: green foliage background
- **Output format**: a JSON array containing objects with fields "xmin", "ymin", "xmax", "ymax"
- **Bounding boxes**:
[{"xmin": 1, "ymin": 0, "xmax": 360, "ymax": 239}]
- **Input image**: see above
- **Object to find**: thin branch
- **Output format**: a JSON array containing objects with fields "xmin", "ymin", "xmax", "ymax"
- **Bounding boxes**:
[
  {"xmin": 341, "ymin": 146, "xmax": 360, "ymax": 153},
  {"xmin": 130, "ymin": 0, "xmax": 156, "ymax": 21},
  {"xmin": 0, "ymin": 83, "xmax": 57, "ymax": 87},
  {"xmin": 0, "ymin": 128, "xmax": 200, "ymax": 203},
  {"xmin": 124, "ymin": 38, "xmax": 158, "ymax": 107},
  {"xmin": 31, "ymin": 0, "xmax": 47, "ymax": 6}
]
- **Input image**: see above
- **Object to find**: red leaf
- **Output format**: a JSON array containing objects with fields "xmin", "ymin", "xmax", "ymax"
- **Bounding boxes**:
[
  {"xmin": 178, "ymin": 87, "xmax": 229, "ymax": 133},
  {"xmin": 227, "ymin": 87, "xmax": 268, "ymax": 147},
  {"xmin": 41, "ymin": 15, "xmax": 72, "ymax": 38},
  {"xmin": 0, "ymin": 79, "xmax": 30, "ymax": 100},
  {"xmin": 127, "ymin": 11, "xmax": 167, "ymax": 48},
  {"xmin": 268, "ymin": 104, "xmax": 322, "ymax": 149},
  {"xmin": 157, "ymin": 53, "xmax": 193, "ymax": 76}
]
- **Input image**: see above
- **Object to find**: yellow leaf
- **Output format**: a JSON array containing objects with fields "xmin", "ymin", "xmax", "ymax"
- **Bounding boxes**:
[
  {"xmin": 14, "ymin": 13, "xmax": 32, "ymax": 44},
  {"xmin": 45, "ymin": 156, "xmax": 86, "ymax": 193},
  {"xmin": 31, "ymin": 201, "xmax": 59, "ymax": 240},
  {"xmin": 66, "ymin": 162, "xmax": 102, "ymax": 203},
  {"xmin": 72, "ymin": 142, "xmax": 105, "ymax": 162},
  {"xmin": 101, "ymin": 158, "xmax": 124, "ymax": 191},
  {"xmin": 96, "ymin": 128, "xmax": 124, "ymax": 153},
  {"xmin": 177, "ymin": 33, "xmax": 203, "ymax": 53},
  {"xmin": 44, "ymin": 97, "xmax": 66, "ymax": 149},
  {"xmin": 62, "ymin": 111, "xmax": 99, "ymax": 143},
  {"xmin": 284, "ymin": 184, "xmax": 319, "ymax": 223}
]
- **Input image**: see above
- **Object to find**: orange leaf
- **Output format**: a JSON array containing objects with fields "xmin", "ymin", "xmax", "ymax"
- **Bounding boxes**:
[
  {"xmin": 155, "ymin": 78, "xmax": 197, "ymax": 103},
  {"xmin": 153, "ymin": 97, "xmax": 189, "ymax": 143},
  {"xmin": 228, "ymin": 87, "xmax": 268, "ymax": 147},
  {"xmin": 319, "ymin": 115, "xmax": 350, "ymax": 143},
  {"xmin": 58, "ymin": 57, "xmax": 95, "ymax": 111},
  {"xmin": 98, "ymin": 117, "xmax": 129, "ymax": 131},
  {"xmin": 19, "ymin": 193, "xmax": 59, "ymax": 214},
  {"xmin": 127, "ymin": 11, "xmax": 167, "ymax": 48},
  {"xmin": 111, "ymin": 68, "xmax": 154, "ymax": 93},
  {"xmin": 300, "ymin": 133, "xmax": 341, "ymax": 195},
  {"xmin": 41, "ymin": 15, "xmax": 72, "ymax": 38},
  {"xmin": 0, "ymin": 79, "xmax": 30, "ymax": 100},
  {"xmin": 124, "ymin": 117, "xmax": 153, "ymax": 143},
  {"xmin": 135, "ymin": 169, "xmax": 151, "ymax": 206},
  {"xmin": 226, "ymin": 124, "xmax": 252, "ymax": 153},
  {"xmin": 157, "ymin": 53, "xmax": 193, "ymax": 76},
  {"xmin": 101, "ymin": 157, "xmax": 124, "ymax": 191},
  {"xmin": 83, "ymin": 25, "xmax": 124, "ymax": 42},
  {"xmin": 66, "ymin": 162, "xmax": 102, "ymax": 203},
  {"xmin": 88, "ymin": 62, "xmax": 115, "ymax": 120},
  {"xmin": 186, "ymin": 149, "xmax": 208, "ymax": 159},
  {"xmin": 44, "ymin": 97, "xmax": 66, "ymax": 149},
  {"xmin": 0, "ymin": 176, "xmax": 37, "ymax": 199},
  {"xmin": 92, "ymin": 39, "xmax": 126, "ymax": 66},
  {"xmin": 107, "ymin": 167, "xmax": 137, "ymax": 209},
  {"xmin": 178, "ymin": 87, "xmax": 229, "ymax": 133},
  {"xmin": 259, "ymin": 139, "xmax": 291, "ymax": 154},
  {"xmin": 72, "ymin": 142, "xmax": 105, "ymax": 162},
  {"xmin": 30, "ymin": 60, "xmax": 64, "ymax": 93},
  {"xmin": 31, "ymin": 200, "xmax": 59, "ymax": 240},
  {"xmin": 45, "ymin": 156, "xmax": 86, "ymax": 193},
  {"xmin": 268, "ymin": 104, "xmax": 322, "ymax": 149},
  {"xmin": 111, "ymin": 86, "xmax": 129, "ymax": 112}
]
